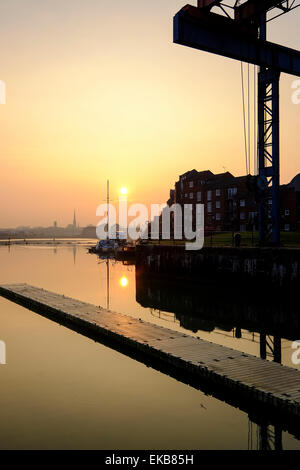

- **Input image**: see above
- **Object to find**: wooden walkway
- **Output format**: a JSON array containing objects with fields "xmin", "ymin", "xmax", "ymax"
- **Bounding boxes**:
[{"xmin": 1, "ymin": 283, "xmax": 300, "ymax": 419}]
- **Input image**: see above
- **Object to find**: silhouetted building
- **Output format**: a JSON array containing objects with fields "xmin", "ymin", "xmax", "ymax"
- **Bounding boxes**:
[
  {"xmin": 81, "ymin": 225, "xmax": 97, "ymax": 238},
  {"xmin": 73, "ymin": 210, "xmax": 77, "ymax": 229},
  {"xmin": 165, "ymin": 170, "xmax": 300, "ymax": 234}
]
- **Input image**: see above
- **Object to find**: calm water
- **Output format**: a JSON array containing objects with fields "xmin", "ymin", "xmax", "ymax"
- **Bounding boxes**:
[{"xmin": 0, "ymin": 243, "xmax": 299, "ymax": 450}]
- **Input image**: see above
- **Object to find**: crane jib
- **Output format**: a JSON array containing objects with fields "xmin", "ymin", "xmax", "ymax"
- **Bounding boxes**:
[{"xmin": 174, "ymin": 6, "xmax": 300, "ymax": 78}]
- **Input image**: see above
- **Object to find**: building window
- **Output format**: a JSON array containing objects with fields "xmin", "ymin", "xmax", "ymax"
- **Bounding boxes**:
[
  {"xmin": 200, "ymin": 180, "xmax": 205, "ymax": 185},
  {"xmin": 207, "ymin": 202, "xmax": 212, "ymax": 213},
  {"xmin": 185, "ymin": 193, "xmax": 188, "ymax": 198},
  {"xmin": 228, "ymin": 187, "xmax": 237, "ymax": 198},
  {"xmin": 216, "ymin": 213, "xmax": 221, "ymax": 221},
  {"xmin": 207, "ymin": 190, "xmax": 212, "ymax": 201},
  {"xmin": 216, "ymin": 201, "xmax": 221, "ymax": 209},
  {"xmin": 240, "ymin": 212, "xmax": 245, "ymax": 220},
  {"xmin": 216, "ymin": 189, "xmax": 221, "ymax": 197},
  {"xmin": 285, "ymin": 224, "xmax": 290, "ymax": 232},
  {"xmin": 268, "ymin": 199, "xmax": 272, "ymax": 205},
  {"xmin": 197, "ymin": 192, "xmax": 202, "ymax": 202},
  {"xmin": 189, "ymin": 181, "xmax": 194, "ymax": 188},
  {"xmin": 189, "ymin": 193, "xmax": 194, "ymax": 199},
  {"xmin": 285, "ymin": 209, "xmax": 290, "ymax": 216},
  {"xmin": 240, "ymin": 199, "xmax": 245, "ymax": 207},
  {"xmin": 240, "ymin": 224, "xmax": 247, "ymax": 232}
]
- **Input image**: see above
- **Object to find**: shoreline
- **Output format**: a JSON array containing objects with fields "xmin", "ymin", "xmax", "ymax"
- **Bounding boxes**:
[{"xmin": 0, "ymin": 238, "xmax": 98, "ymax": 247}]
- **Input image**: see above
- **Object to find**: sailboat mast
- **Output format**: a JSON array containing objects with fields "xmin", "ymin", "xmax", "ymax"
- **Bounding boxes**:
[{"xmin": 107, "ymin": 179, "xmax": 109, "ymax": 240}]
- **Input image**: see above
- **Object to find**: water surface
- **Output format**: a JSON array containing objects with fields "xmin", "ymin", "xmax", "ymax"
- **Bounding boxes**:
[{"xmin": 0, "ymin": 244, "xmax": 299, "ymax": 450}]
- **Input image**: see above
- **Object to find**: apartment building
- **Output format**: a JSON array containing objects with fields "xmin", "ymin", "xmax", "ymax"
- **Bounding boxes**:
[{"xmin": 166, "ymin": 170, "xmax": 300, "ymax": 233}]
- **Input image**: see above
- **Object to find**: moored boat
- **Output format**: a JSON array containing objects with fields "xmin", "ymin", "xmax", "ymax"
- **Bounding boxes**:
[{"xmin": 89, "ymin": 239, "xmax": 120, "ymax": 254}]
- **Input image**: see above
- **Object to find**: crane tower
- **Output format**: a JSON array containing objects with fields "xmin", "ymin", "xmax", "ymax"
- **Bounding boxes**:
[{"xmin": 174, "ymin": 0, "xmax": 300, "ymax": 244}]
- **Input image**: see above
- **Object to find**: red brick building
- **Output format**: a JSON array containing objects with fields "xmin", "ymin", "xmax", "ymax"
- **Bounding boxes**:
[{"xmin": 166, "ymin": 170, "xmax": 300, "ymax": 233}]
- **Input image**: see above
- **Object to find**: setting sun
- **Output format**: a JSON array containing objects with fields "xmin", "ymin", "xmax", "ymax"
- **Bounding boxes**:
[{"xmin": 120, "ymin": 187, "xmax": 128, "ymax": 196}]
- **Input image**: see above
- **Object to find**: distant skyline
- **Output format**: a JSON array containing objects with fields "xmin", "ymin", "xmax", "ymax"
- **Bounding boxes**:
[{"xmin": 1, "ymin": 0, "xmax": 300, "ymax": 227}]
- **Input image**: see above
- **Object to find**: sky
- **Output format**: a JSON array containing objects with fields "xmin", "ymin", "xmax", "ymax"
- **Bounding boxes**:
[{"xmin": 0, "ymin": 0, "xmax": 299, "ymax": 228}]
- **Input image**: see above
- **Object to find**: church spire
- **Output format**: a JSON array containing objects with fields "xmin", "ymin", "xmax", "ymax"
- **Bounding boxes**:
[{"xmin": 73, "ymin": 210, "xmax": 77, "ymax": 228}]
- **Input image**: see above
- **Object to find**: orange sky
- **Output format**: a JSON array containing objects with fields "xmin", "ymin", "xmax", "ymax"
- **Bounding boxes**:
[{"xmin": 0, "ymin": 0, "xmax": 299, "ymax": 228}]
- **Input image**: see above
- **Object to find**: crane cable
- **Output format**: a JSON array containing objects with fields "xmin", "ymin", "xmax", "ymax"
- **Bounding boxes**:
[
  {"xmin": 248, "ymin": 62, "xmax": 251, "ymax": 175},
  {"xmin": 240, "ymin": 62, "xmax": 249, "ymax": 175},
  {"xmin": 253, "ymin": 64, "xmax": 258, "ymax": 175},
  {"xmin": 241, "ymin": 62, "xmax": 258, "ymax": 176}
]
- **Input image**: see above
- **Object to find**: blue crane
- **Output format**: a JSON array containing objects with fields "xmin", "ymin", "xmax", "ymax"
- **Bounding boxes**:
[{"xmin": 174, "ymin": 0, "xmax": 300, "ymax": 245}]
